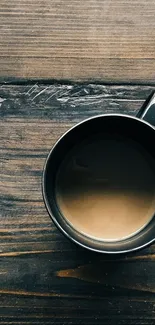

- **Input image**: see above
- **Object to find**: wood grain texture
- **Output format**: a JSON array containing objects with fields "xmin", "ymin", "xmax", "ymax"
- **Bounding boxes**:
[
  {"xmin": 1, "ymin": 83, "xmax": 155, "ymax": 324},
  {"xmin": 0, "ymin": 0, "xmax": 155, "ymax": 82}
]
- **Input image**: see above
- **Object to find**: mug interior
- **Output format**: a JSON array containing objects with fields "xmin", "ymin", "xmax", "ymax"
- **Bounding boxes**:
[{"xmin": 43, "ymin": 115, "xmax": 155, "ymax": 253}]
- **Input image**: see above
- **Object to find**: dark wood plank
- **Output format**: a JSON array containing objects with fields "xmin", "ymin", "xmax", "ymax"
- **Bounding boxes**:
[
  {"xmin": 1, "ymin": 83, "xmax": 155, "ymax": 324},
  {"xmin": 1, "ymin": 0, "xmax": 155, "ymax": 82}
]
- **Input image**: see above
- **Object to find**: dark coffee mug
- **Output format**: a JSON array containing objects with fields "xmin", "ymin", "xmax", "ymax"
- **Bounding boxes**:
[{"xmin": 42, "ymin": 92, "xmax": 155, "ymax": 254}]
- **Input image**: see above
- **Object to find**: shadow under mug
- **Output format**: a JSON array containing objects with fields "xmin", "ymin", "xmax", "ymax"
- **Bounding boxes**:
[{"xmin": 42, "ymin": 92, "xmax": 155, "ymax": 254}]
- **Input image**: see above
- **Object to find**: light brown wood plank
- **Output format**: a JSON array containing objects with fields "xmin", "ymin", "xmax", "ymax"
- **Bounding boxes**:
[{"xmin": 0, "ymin": 0, "xmax": 155, "ymax": 82}]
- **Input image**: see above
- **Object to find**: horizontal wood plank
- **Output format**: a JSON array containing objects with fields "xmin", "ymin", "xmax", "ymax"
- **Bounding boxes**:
[
  {"xmin": 1, "ymin": 83, "xmax": 155, "ymax": 323},
  {"xmin": 0, "ymin": 0, "xmax": 155, "ymax": 82}
]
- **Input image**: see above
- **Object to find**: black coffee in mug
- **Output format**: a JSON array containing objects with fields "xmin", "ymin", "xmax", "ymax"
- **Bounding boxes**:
[{"xmin": 56, "ymin": 133, "xmax": 155, "ymax": 241}]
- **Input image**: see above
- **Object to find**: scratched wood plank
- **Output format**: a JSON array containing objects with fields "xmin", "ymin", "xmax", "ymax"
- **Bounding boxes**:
[
  {"xmin": 1, "ymin": 83, "xmax": 155, "ymax": 324},
  {"xmin": 0, "ymin": 0, "xmax": 155, "ymax": 82}
]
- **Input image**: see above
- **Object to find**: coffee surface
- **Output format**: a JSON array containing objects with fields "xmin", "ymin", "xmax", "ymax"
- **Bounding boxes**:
[{"xmin": 56, "ymin": 134, "xmax": 155, "ymax": 241}]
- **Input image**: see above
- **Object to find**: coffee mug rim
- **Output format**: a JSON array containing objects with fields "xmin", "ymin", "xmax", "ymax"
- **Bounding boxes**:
[{"xmin": 42, "ymin": 113, "xmax": 155, "ymax": 254}]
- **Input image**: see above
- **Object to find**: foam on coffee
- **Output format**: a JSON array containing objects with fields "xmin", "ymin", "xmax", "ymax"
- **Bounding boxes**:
[{"xmin": 56, "ymin": 134, "xmax": 155, "ymax": 241}]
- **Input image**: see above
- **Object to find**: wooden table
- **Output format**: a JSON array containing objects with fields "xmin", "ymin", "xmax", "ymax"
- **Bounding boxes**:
[
  {"xmin": 1, "ymin": 0, "xmax": 155, "ymax": 324},
  {"xmin": 0, "ymin": 0, "xmax": 155, "ymax": 83},
  {"xmin": 1, "ymin": 84, "xmax": 155, "ymax": 325}
]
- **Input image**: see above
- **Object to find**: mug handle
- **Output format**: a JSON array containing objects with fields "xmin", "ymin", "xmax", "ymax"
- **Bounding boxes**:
[
  {"xmin": 137, "ymin": 92, "xmax": 155, "ymax": 244},
  {"xmin": 137, "ymin": 92, "xmax": 155, "ymax": 126}
]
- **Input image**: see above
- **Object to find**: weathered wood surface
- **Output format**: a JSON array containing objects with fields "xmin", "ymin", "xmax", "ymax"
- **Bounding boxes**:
[
  {"xmin": 1, "ymin": 83, "xmax": 155, "ymax": 324},
  {"xmin": 1, "ymin": 0, "xmax": 155, "ymax": 82}
]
